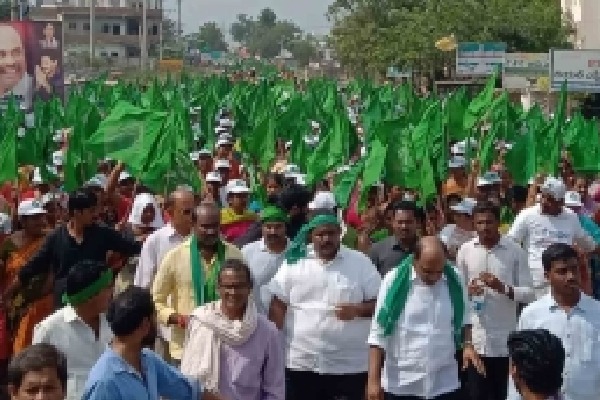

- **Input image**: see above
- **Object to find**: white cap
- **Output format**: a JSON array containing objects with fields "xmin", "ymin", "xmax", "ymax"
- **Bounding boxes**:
[
  {"xmin": 198, "ymin": 148, "xmax": 212, "ymax": 157},
  {"xmin": 216, "ymin": 137, "xmax": 233, "ymax": 147},
  {"xmin": 52, "ymin": 150, "xmax": 63, "ymax": 166},
  {"xmin": 304, "ymin": 135, "xmax": 320, "ymax": 146},
  {"xmin": 205, "ymin": 171, "xmax": 221, "ymax": 183},
  {"xmin": 283, "ymin": 164, "xmax": 301, "ymax": 177},
  {"xmin": 337, "ymin": 165, "xmax": 351, "ymax": 173},
  {"xmin": 17, "ymin": 199, "xmax": 47, "ymax": 216},
  {"xmin": 118, "ymin": 171, "xmax": 133, "ymax": 182},
  {"xmin": 448, "ymin": 156, "xmax": 466, "ymax": 169},
  {"xmin": 226, "ymin": 179, "xmax": 250, "ymax": 194},
  {"xmin": 540, "ymin": 177, "xmax": 566, "ymax": 201},
  {"xmin": 309, "ymin": 191, "xmax": 337, "ymax": 210},
  {"xmin": 450, "ymin": 198, "xmax": 477, "ymax": 215},
  {"xmin": 294, "ymin": 174, "xmax": 307, "ymax": 186},
  {"xmin": 565, "ymin": 191, "xmax": 583, "ymax": 208},
  {"xmin": 477, "ymin": 171, "xmax": 502, "ymax": 187},
  {"xmin": 285, "ymin": 140, "xmax": 292, "ymax": 150},
  {"xmin": 214, "ymin": 159, "xmax": 231, "ymax": 169},
  {"xmin": 219, "ymin": 118, "xmax": 234, "ymax": 128},
  {"xmin": 495, "ymin": 140, "xmax": 514, "ymax": 151},
  {"xmin": 90, "ymin": 174, "xmax": 107, "ymax": 189},
  {"xmin": 189, "ymin": 106, "xmax": 201, "ymax": 114},
  {"xmin": 189, "ymin": 151, "xmax": 200, "ymax": 161},
  {"xmin": 215, "ymin": 126, "xmax": 229, "ymax": 135},
  {"xmin": 310, "ymin": 120, "xmax": 320, "ymax": 129}
]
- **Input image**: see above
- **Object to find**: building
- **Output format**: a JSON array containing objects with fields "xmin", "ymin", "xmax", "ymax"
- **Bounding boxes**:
[
  {"xmin": 30, "ymin": 0, "xmax": 163, "ymax": 67},
  {"xmin": 561, "ymin": 0, "xmax": 600, "ymax": 49}
]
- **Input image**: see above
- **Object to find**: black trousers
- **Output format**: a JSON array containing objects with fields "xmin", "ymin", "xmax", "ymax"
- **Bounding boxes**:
[
  {"xmin": 384, "ymin": 390, "xmax": 461, "ymax": 400},
  {"xmin": 286, "ymin": 369, "xmax": 367, "ymax": 400},
  {"xmin": 464, "ymin": 357, "xmax": 509, "ymax": 400}
]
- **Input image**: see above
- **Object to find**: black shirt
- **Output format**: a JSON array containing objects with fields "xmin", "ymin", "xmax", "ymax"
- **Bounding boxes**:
[
  {"xmin": 19, "ymin": 224, "xmax": 142, "ymax": 286},
  {"xmin": 369, "ymin": 236, "xmax": 415, "ymax": 276}
]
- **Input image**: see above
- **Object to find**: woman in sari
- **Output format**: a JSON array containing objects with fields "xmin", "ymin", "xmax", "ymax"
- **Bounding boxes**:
[{"xmin": 0, "ymin": 199, "xmax": 52, "ymax": 356}]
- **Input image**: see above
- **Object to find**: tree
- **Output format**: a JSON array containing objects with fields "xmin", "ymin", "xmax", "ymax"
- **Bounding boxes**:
[
  {"xmin": 230, "ymin": 8, "xmax": 302, "ymax": 59},
  {"xmin": 196, "ymin": 22, "xmax": 228, "ymax": 52},
  {"xmin": 328, "ymin": 0, "xmax": 572, "ymax": 78},
  {"xmin": 289, "ymin": 39, "xmax": 317, "ymax": 67}
]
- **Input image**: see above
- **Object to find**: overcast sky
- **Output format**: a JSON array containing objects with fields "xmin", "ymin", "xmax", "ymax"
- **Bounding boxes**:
[{"xmin": 163, "ymin": 0, "xmax": 332, "ymax": 37}]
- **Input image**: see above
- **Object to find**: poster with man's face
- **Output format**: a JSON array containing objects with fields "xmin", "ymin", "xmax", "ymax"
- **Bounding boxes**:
[{"xmin": 0, "ymin": 21, "xmax": 63, "ymax": 110}]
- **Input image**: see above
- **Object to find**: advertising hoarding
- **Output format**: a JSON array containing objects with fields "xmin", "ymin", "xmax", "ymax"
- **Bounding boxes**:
[
  {"xmin": 550, "ymin": 49, "xmax": 600, "ymax": 92},
  {"xmin": 0, "ymin": 21, "xmax": 64, "ymax": 110},
  {"xmin": 456, "ymin": 42, "xmax": 506, "ymax": 76}
]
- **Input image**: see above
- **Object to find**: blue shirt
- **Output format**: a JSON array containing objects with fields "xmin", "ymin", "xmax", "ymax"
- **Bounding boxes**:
[
  {"xmin": 579, "ymin": 214, "xmax": 600, "ymax": 244},
  {"xmin": 82, "ymin": 348, "xmax": 202, "ymax": 400}
]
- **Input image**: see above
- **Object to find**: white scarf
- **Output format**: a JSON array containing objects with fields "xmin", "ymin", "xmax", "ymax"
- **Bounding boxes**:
[
  {"xmin": 127, "ymin": 193, "xmax": 164, "ymax": 229},
  {"xmin": 180, "ymin": 298, "xmax": 258, "ymax": 391}
]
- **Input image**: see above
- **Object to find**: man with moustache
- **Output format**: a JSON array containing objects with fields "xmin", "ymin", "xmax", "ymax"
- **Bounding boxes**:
[
  {"xmin": 268, "ymin": 213, "xmax": 381, "ymax": 400},
  {"xmin": 83, "ymin": 287, "xmax": 226, "ymax": 400},
  {"xmin": 242, "ymin": 206, "xmax": 290, "ymax": 313},
  {"xmin": 508, "ymin": 243, "xmax": 600, "ymax": 400},
  {"xmin": 152, "ymin": 202, "xmax": 243, "ymax": 364},
  {"xmin": 0, "ymin": 24, "xmax": 33, "ymax": 108}
]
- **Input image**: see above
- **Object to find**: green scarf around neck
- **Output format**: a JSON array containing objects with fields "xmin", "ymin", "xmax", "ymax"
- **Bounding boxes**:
[
  {"xmin": 376, "ymin": 254, "xmax": 465, "ymax": 349},
  {"xmin": 190, "ymin": 235, "xmax": 226, "ymax": 306},
  {"xmin": 285, "ymin": 213, "xmax": 340, "ymax": 264}
]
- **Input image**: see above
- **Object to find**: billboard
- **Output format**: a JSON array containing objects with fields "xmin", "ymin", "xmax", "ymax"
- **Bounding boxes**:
[
  {"xmin": 503, "ymin": 53, "xmax": 549, "ymax": 90},
  {"xmin": 456, "ymin": 42, "xmax": 506, "ymax": 76},
  {"xmin": 550, "ymin": 49, "xmax": 600, "ymax": 93},
  {"xmin": 0, "ymin": 21, "xmax": 64, "ymax": 110}
]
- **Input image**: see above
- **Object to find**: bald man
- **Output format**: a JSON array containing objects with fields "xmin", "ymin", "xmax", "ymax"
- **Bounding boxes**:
[
  {"xmin": 152, "ymin": 202, "xmax": 244, "ymax": 364},
  {"xmin": 367, "ymin": 237, "xmax": 483, "ymax": 400},
  {"xmin": 135, "ymin": 189, "xmax": 195, "ymax": 363},
  {"xmin": 0, "ymin": 24, "xmax": 33, "ymax": 108}
]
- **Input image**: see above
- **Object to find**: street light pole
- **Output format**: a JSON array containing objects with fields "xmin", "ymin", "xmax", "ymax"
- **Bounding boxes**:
[
  {"xmin": 141, "ymin": 0, "xmax": 148, "ymax": 71},
  {"xmin": 90, "ymin": 0, "xmax": 95, "ymax": 67}
]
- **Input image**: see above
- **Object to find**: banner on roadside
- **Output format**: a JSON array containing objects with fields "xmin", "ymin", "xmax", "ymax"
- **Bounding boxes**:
[
  {"xmin": 456, "ymin": 42, "xmax": 506, "ymax": 76},
  {"xmin": 0, "ymin": 21, "xmax": 64, "ymax": 110},
  {"xmin": 503, "ymin": 53, "xmax": 549, "ymax": 90},
  {"xmin": 550, "ymin": 49, "xmax": 600, "ymax": 92}
]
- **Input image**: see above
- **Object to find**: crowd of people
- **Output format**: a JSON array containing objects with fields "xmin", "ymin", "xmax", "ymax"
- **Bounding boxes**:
[{"xmin": 0, "ymin": 82, "xmax": 599, "ymax": 400}]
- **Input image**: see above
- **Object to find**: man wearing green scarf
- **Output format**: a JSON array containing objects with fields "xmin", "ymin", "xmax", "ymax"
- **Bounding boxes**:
[
  {"xmin": 242, "ymin": 205, "xmax": 290, "ymax": 314},
  {"xmin": 32, "ymin": 260, "xmax": 115, "ymax": 400},
  {"xmin": 367, "ymin": 237, "xmax": 484, "ymax": 400},
  {"xmin": 152, "ymin": 202, "xmax": 244, "ymax": 363},
  {"xmin": 268, "ymin": 213, "xmax": 382, "ymax": 400}
]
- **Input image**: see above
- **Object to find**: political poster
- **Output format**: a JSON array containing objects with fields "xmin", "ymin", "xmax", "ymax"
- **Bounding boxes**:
[{"xmin": 0, "ymin": 21, "xmax": 64, "ymax": 110}]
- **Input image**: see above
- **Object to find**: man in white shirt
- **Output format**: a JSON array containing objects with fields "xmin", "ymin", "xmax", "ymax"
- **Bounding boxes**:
[
  {"xmin": 32, "ymin": 260, "xmax": 114, "ymax": 400},
  {"xmin": 367, "ymin": 236, "xmax": 483, "ymax": 400},
  {"xmin": 268, "ymin": 213, "xmax": 381, "ymax": 400},
  {"xmin": 242, "ymin": 205, "xmax": 289, "ymax": 313},
  {"xmin": 456, "ymin": 202, "xmax": 535, "ymax": 400},
  {"xmin": 508, "ymin": 177, "xmax": 597, "ymax": 298},
  {"xmin": 508, "ymin": 243, "xmax": 600, "ymax": 400}
]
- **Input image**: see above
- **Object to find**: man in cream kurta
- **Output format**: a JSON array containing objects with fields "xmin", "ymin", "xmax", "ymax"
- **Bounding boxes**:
[{"xmin": 152, "ymin": 203, "xmax": 243, "ymax": 362}]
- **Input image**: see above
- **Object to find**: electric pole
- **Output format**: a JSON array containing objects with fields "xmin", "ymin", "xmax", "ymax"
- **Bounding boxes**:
[
  {"xmin": 141, "ymin": 0, "xmax": 148, "ymax": 71},
  {"xmin": 90, "ymin": 0, "xmax": 95, "ymax": 67}
]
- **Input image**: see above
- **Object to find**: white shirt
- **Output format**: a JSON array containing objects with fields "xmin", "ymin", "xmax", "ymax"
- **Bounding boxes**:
[
  {"xmin": 456, "ymin": 236, "xmax": 535, "ymax": 357},
  {"xmin": 368, "ymin": 265, "xmax": 467, "ymax": 399},
  {"xmin": 134, "ymin": 224, "xmax": 188, "ymax": 289},
  {"xmin": 242, "ymin": 237, "xmax": 288, "ymax": 314},
  {"xmin": 507, "ymin": 205, "xmax": 595, "ymax": 288},
  {"xmin": 32, "ymin": 306, "xmax": 113, "ymax": 400},
  {"xmin": 508, "ymin": 293, "xmax": 600, "ymax": 400},
  {"xmin": 268, "ymin": 245, "xmax": 381, "ymax": 374}
]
